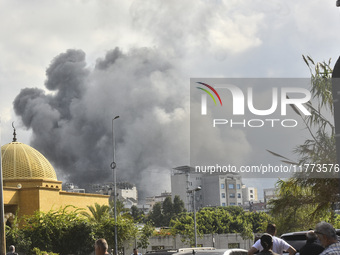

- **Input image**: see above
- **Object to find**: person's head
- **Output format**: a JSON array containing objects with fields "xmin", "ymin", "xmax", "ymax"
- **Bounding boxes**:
[
  {"xmin": 261, "ymin": 233, "xmax": 273, "ymax": 251},
  {"xmin": 266, "ymin": 223, "xmax": 277, "ymax": 236},
  {"xmin": 9, "ymin": 245, "xmax": 15, "ymax": 252},
  {"xmin": 133, "ymin": 248, "xmax": 139, "ymax": 255},
  {"xmin": 315, "ymin": 222, "xmax": 337, "ymax": 247},
  {"xmin": 95, "ymin": 238, "xmax": 108, "ymax": 255},
  {"xmin": 306, "ymin": 230, "xmax": 318, "ymax": 243}
]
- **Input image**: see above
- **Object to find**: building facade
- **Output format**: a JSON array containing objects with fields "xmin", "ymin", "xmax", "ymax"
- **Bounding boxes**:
[
  {"xmin": 1, "ymin": 137, "xmax": 109, "ymax": 224},
  {"xmin": 171, "ymin": 166, "xmax": 243, "ymax": 211},
  {"xmin": 242, "ymin": 186, "xmax": 258, "ymax": 204}
]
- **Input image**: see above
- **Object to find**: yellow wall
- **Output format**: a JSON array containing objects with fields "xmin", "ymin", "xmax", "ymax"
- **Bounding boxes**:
[
  {"xmin": 3, "ymin": 188, "xmax": 19, "ymax": 205},
  {"xmin": 3, "ymin": 184, "xmax": 109, "ymax": 219},
  {"xmin": 59, "ymin": 191, "xmax": 109, "ymax": 211},
  {"xmin": 18, "ymin": 188, "xmax": 40, "ymax": 218}
]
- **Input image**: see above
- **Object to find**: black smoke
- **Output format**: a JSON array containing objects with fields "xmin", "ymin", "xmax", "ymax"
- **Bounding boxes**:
[{"xmin": 13, "ymin": 48, "xmax": 189, "ymax": 197}]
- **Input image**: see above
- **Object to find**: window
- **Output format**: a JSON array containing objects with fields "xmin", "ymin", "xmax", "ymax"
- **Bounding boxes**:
[
  {"xmin": 229, "ymin": 193, "xmax": 235, "ymax": 198},
  {"xmin": 250, "ymin": 195, "xmax": 253, "ymax": 198},
  {"xmin": 221, "ymin": 183, "xmax": 225, "ymax": 189},
  {"xmin": 250, "ymin": 189, "xmax": 253, "ymax": 193},
  {"xmin": 228, "ymin": 184, "xmax": 235, "ymax": 189},
  {"xmin": 237, "ymin": 193, "xmax": 241, "ymax": 198},
  {"xmin": 152, "ymin": 246, "xmax": 165, "ymax": 250},
  {"xmin": 222, "ymin": 193, "xmax": 225, "ymax": 198},
  {"xmin": 230, "ymin": 203, "xmax": 236, "ymax": 206},
  {"xmin": 228, "ymin": 243, "xmax": 240, "ymax": 249},
  {"xmin": 237, "ymin": 184, "xmax": 241, "ymax": 189},
  {"xmin": 222, "ymin": 203, "xmax": 226, "ymax": 206}
]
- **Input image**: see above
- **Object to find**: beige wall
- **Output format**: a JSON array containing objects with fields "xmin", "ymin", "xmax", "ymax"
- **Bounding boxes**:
[{"xmin": 3, "ymin": 182, "xmax": 109, "ymax": 220}]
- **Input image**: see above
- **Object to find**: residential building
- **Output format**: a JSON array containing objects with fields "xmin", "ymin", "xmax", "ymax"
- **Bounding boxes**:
[
  {"xmin": 145, "ymin": 191, "xmax": 172, "ymax": 212},
  {"xmin": 92, "ymin": 182, "xmax": 138, "ymax": 209},
  {"xmin": 203, "ymin": 174, "xmax": 243, "ymax": 207},
  {"xmin": 263, "ymin": 188, "xmax": 277, "ymax": 203},
  {"xmin": 242, "ymin": 185, "xmax": 258, "ymax": 204},
  {"xmin": 171, "ymin": 166, "xmax": 203, "ymax": 212},
  {"xmin": 171, "ymin": 166, "xmax": 243, "ymax": 211}
]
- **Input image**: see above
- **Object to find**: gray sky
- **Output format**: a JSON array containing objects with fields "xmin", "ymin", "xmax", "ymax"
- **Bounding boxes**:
[{"xmin": 1, "ymin": 0, "xmax": 340, "ymax": 199}]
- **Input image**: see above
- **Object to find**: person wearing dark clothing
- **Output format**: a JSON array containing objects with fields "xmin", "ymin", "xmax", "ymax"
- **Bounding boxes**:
[
  {"xmin": 257, "ymin": 233, "xmax": 280, "ymax": 255},
  {"xmin": 6, "ymin": 245, "xmax": 18, "ymax": 255},
  {"xmin": 300, "ymin": 230, "xmax": 324, "ymax": 255}
]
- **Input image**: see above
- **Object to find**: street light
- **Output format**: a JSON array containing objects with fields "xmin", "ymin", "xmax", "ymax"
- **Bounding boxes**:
[
  {"xmin": 187, "ymin": 186, "xmax": 201, "ymax": 247},
  {"xmin": 111, "ymin": 116, "xmax": 119, "ymax": 255}
]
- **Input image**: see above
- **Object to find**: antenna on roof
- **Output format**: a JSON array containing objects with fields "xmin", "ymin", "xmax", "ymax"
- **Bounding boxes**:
[{"xmin": 12, "ymin": 122, "xmax": 17, "ymax": 142}]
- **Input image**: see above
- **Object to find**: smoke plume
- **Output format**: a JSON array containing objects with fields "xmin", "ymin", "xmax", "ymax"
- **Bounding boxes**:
[{"xmin": 14, "ymin": 48, "xmax": 189, "ymax": 197}]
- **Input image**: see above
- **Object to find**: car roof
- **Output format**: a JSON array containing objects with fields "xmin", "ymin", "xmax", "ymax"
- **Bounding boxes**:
[
  {"xmin": 281, "ymin": 229, "xmax": 340, "ymax": 238},
  {"xmin": 146, "ymin": 248, "xmax": 248, "ymax": 255}
]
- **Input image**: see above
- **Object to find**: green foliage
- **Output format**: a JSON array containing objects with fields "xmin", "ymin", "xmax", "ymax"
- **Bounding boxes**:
[
  {"xmin": 81, "ymin": 202, "xmax": 110, "ymax": 223},
  {"xmin": 148, "ymin": 202, "xmax": 164, "ymax": 227},
  {"xmin": 153, "ymin": 228, "xmax": 172, "ymax": 237},
  {"xmin": 95, "ymin": 215, "xmax": 138, "ymax": 249},
  {"xmin": 32, "ymin": 247, "xmax": 59, "ymax": 255},
  {"xmin": 170, "ymin": 206, "xmax": 272, "ymax": 245},
  {"xmin": 5, "ymin": 205, "xmax": 139, "ymax": 255},
  {"xmin": 21, "ymin": 206, "xmax": 94, "ymax": 255},
  {"xmin": 137, "ymin": 222, "xmax": 154, "ymax": 249},
  {"xmin": 147, "ymin": 196, "xmax": 186, "ymax": 227},
  {"xmin": 173, "ymin": 195, "xmax": 186, "ymax": 214},
  {"xmin": 130, "ymin": 205, "xmax": 145, "ymax": 223},
  {"xmin": 269, "ymin": 55, "xmax": 339, "ymax": 231},
  {"xmin": 6, "ymin": 214, "xmax": 32, "ymax": 254},
  {"xmin": 162, "ymin": 197, "xmax": 174, "ymax": 225},
  {"xmin": 170, "ymin": 213, "xmax": 195, "ymax": 245}
]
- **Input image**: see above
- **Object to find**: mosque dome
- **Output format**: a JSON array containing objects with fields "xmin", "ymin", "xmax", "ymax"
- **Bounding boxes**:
[{"xmin": 1, "ymin": 142, "xmax": 57, "ymax": 181}]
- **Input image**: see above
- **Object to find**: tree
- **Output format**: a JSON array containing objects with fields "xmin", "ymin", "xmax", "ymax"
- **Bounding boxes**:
[
  {"xmin": 81, "ymin": 203, "xmax": 110, "ymax": 223},
  {"xmin": 109, "ymin": 199, "xmax": 129, "ymax": 217},
  {"xmin": 170, "ymin": 213, "xmax": 196, "ymax": 245},
  {"xmin": 173, "ymin": 195, "xmax": 186, "ymax": 214},
  {"xmin": 137, "ymin": 222, "xmax": 154, "ymax": 249},
  {"xmin": 6, "ymin": 205, "xmax": 139, "ymax": 255},
  {"xmin": 268, "ymin": 55, "xmax": 339, "ymax": 230},
  {"xmin": 21, "ymin": 206, "xmax": 94, "ymax": 255},
  {"xmin": 170, "ymin": 206, "xmax": 272, "ymax": 244},
  {"xmin": 147, "ymin": 196, "xmax": 186, "ymax": 227},
  {"xmin": 147, "ymin": 202, "xmax": 164, "ymax": 227},
  {"xmin": 96, "ymin": 216, "xmax": 138, "ymax": 251},
  {"xmin": 130, "ymin": 205, "xmax": 144, "ymax": 223},
  {"xmin": 162, "ymin": 197, "xmax": 174, "ymax": 226}
]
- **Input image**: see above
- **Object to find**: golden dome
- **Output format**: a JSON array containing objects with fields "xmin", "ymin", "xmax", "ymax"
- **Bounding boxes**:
[{"xmin": 1, "ymin": 142, "xmax": 57, "ymax": 181}]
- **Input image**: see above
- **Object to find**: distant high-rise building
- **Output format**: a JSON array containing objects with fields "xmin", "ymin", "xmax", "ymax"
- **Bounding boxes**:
[
  {"xmin": 263, "ymin": 187, "xmax": 277, "ymax": 208},
  {"xmin": 92, "ymin": 181, "xmax": 138, "ymax": 209},
  {"xmin": 242, "ymin": 186, "xmax": 258, "ymax": 204},
  {"xmin": 171, "ymin": 166, "xmax": 243, "ymax": 211},
  {"xmin": 145, "ymin": 191, "xmax": 172, "ymax": 212},
  {"xmin": 171, "ymin": 166, "xmax": 203, "ymax": 212}
]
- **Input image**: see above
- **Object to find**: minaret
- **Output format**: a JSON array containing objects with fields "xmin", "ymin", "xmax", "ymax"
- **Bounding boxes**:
[{"xmin": 12, "ymin": 122, "xmax": 17, "ymax": 142}]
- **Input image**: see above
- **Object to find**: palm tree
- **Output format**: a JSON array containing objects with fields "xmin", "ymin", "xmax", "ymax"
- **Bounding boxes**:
[{"xmin": 81, "ymin": 203, "xmax": 110, "ymax": 223}]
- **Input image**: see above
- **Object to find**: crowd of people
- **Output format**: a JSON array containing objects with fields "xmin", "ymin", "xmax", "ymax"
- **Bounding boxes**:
[
  {"xmin": 247, "ymin": 222, "xmax": 340, "ymax": 255},
  {"xmin": 7, "ymin": 221, "xmax": 340, "ymax": 255}
]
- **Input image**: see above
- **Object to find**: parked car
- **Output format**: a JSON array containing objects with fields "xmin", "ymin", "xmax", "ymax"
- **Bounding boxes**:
[
  {"xmin": 146, "ymin": 248, "xmax": 247, "ymax": 255},
  {"xmin": 280, "ymin": 229, "xmax": 340, "ymax": 253}
]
